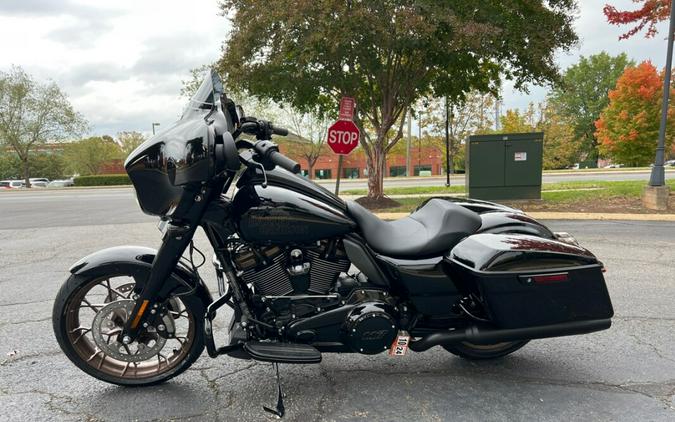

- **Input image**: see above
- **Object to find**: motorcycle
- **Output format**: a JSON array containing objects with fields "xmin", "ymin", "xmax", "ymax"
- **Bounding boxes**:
[{"xmin": 52, "ymin": 70, "xmax": 613, "ymax": 417}]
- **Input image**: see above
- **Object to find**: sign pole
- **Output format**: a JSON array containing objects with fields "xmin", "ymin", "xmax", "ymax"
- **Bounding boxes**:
[
  {"xmin": 335, "ymin": 155, "xmax": 343, "ymax": 195},
  {"xmin": 328, "ymin": 96, "xmax": 359, "ymax": 196}
]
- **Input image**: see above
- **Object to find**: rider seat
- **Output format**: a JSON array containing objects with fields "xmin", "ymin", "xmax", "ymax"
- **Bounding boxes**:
[{"xmin": 346, "ymin": 198, "xmax": 482, "ymax": 258}]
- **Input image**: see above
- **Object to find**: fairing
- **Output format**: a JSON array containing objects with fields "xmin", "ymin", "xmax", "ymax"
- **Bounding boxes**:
[{"xmin": 124, "ymin": 70, "xmax": 234, "ymax": 218}]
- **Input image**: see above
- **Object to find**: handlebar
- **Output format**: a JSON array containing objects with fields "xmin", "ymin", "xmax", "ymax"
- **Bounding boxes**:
[
  {"xmin": 253, "ymin": 140, "xmax": 301, "ymax": 174},
  {"xmin": 227, "ymin": 116, "xmax": 299, "ymax": 174},
  {"xmin": 271, "ymin": 125, "xmax": 288, "ymax": 137},
  {"xmin": 236, "ymin": 119, "xmax": 288, "ymax": 139},
  {"xmin": 268, "ymin": 150, "xmax": 300, "ymax": 173}
]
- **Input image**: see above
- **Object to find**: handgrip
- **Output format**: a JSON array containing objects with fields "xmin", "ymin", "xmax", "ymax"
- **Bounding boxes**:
[
  {"xmin": 271, "ymin": 125, "xmax": 289, "ymax": 137},
  {"xmin": 269, "ymin": 150, "xmax": 301, "ymax": 174}
]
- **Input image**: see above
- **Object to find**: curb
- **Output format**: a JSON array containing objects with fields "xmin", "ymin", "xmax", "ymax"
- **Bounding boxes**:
[{"xmin": 374, "ymin": 211, "xmax": 675, "ymax": 221}]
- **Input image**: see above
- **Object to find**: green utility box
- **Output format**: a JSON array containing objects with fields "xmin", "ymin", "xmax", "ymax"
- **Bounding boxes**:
[{"xmin": 466, "ymin": 132, "xmax": 543, "ymax": 200}]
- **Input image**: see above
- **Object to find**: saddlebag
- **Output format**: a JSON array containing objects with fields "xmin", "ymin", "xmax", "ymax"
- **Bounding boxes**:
[{"xmin": 445, "ymin": 233, "xmax": 613, "ymax": 329}]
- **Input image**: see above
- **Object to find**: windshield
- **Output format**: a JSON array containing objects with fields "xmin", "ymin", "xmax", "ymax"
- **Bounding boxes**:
[{"xmin": 180, "ymin": 69, "xmax": 225, "ymax": 121}]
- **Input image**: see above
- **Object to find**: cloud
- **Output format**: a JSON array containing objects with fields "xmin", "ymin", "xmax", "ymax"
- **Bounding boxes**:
[
  {"xmin": 47, "ymin": 16, "xmax": 116, "ymax": 49},
  {"xmin": 502, "ymin": 0, "xmax": 672, "ymax": 112},
  {"xmin": 0, "ymin": 0, "xmax": 124, "ymax": 19},
  {"xmin": 0, "ymin": 0, "xmax": 230, "ymax": 136},
  {"xmin": 3, "ymin": 0, "xmax": 665, "ymax": 135}
]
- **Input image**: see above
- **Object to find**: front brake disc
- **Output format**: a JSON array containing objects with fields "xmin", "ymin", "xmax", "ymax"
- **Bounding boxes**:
[{"xmin": 91, "ymin": 299, "xmax": 167, "ymax": 362}]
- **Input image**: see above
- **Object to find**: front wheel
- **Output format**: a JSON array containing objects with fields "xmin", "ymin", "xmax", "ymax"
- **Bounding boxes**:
[
  {"xmin": 53, "ymin": 272, "xmax": 205, "ymax": 386},
  {"xmin": 443, "ymin": 340, "xmax": 528, "ymax": 360}
]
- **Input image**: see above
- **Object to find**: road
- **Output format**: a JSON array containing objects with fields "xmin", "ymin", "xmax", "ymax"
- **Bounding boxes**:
[
  {"xmin": 1, "ymin": 169, "xmax": 673, "ymax": 230},
  {"xmin": 315, "ymin": 169, "xmax": 675, "ymax": 192},
  {"xmin": 1, "ymin": 188, "xmax": 674, "ymax": 420}
]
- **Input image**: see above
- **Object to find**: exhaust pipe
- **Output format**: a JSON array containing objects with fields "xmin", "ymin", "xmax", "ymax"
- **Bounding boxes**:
[{"xmin": 408, "ymin": 319, "xmax": 611, "ymax": 352}]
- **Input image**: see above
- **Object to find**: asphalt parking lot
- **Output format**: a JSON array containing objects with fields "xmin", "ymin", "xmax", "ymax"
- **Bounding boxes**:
[{"xmin": 0, "ymin": 195, "xmax": 674, "ymax": 420}]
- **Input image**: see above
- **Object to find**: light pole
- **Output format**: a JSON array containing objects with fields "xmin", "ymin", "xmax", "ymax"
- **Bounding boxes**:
[
  {"xmin": 644, "ymin": 0, "xmax": 675, "ymax": 209},
  {"xmin": 152, "ymin": 123, "xmax": 160, "ymax": 135},
  {"xmin": 649, "ymin": 0, "xmax": 675, "ymax": 186}
]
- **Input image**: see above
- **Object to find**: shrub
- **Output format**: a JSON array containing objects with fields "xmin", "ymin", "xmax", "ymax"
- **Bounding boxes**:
[{"xmin": 74, "ymin": 174, "xmax": 131, "ymax": 186}]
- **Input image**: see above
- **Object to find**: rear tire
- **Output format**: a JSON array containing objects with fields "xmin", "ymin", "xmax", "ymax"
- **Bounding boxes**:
[{"xmin": 443, "ymin": 340, "xmax": 528, "ymax": 360}]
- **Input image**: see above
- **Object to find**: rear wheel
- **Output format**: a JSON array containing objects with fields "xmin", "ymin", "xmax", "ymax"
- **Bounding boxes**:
[
  {"xmin": 53, "ymin": 272, "xmax": 205, "ymax": 386},
  {"xmin": 443, "ymin": 340, "xmax": 528, "ymax": 360}
]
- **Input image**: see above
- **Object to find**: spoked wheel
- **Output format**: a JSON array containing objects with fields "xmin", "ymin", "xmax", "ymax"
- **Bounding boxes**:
[
  {"xmin": 443, "ymin": 340, "xmax": 529, "ymax": 360},
  {"xmin": 53, "ymin": 273, "xmax": 204, "ymax": 386}
]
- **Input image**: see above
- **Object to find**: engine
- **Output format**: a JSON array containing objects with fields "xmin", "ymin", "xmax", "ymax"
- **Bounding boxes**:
[{"xmin": 232, "ymin": 239, "xmax": 351, "ymax": 296}]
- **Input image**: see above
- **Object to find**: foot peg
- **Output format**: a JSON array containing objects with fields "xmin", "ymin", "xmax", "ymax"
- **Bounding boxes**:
[{"xmin": 244, "ymin": 341, "xmax": 322, "ymax": 364}]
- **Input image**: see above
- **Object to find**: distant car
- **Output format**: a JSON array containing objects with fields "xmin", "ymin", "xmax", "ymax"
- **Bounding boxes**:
[
  {"xmin": 0, "ymin": 180, "xmax": 24, "ymax": 189},
  {"xmin": 604, "ymin": 164, "xmax": 623, "ymax": 168},
  {"xmin": 31, "ymin": 181, "xmax": 49, "ymax": 188},
  {"xmin": 665, "ymin": 159, "xmax": 675, "ymax": 167},
  {"xmin": 47, "ymin": 179, "xmax": 75, "ymax": 188},
  {"xmin": 29, "ymin": 178, "xmax": 50, "ymax": 184}
]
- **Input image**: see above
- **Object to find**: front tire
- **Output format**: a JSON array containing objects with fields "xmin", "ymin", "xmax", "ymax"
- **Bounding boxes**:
[
  {"xmin": 53, "ymin": 272, "xmax": 205, "ymax": 386},
  {"xmin": 443, "ymin": 340, "xmax": 528, "ymax": 360}
]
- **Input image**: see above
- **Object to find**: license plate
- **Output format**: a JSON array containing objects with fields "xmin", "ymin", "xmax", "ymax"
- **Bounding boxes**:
[{"xmin": 389, "ymin": 331, "xmax": 410, "ymax": 356}]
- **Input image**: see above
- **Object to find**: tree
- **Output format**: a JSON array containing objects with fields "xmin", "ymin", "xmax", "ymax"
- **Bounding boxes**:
[
  {"xmin": 0, "ymin": 66, "xmax": 87, "ymax": 187},
  {"xmin": 422, "ymin": 92, "xmax": 495, "ymax": 139},
  {"xmin": 548, "ymin": 52, "xmax": 634, "ymax": 164},
  {"xmin": 281, "ymin": 110, "xmax": 329, "ymax": 179},
  {"xmin": 64, "ymin": 136, "xmax": 122, "ymax": 176},
  {"xmin": 218, "ymin": 1, "xmax": 578, "ymax": 199},
  {"xmin": 117, "ymin": 131, "xmax": 146, "ymax": 157},
  {"xmin": 604, "ymin": 0, "xmax": 670, "ymax": 39},
  {"xmin": 595, "ymin": 61, "xmax": 675, "ymax": 166},
  {"xmin": 500, "ymin": 102, "xmax": 581, "ymax": 169},
  {"xmin": 418, "ymin": 92, "xmax": 495, "ymax": 173},
  {"xmin": 0, "ymin": 150, "xmax": 68, "ymax": 180}
]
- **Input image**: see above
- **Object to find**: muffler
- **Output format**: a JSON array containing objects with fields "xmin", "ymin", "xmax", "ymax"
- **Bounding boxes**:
[{"xmin": 408, "ymin": 319, "xmax": 611, "ymax": 352}]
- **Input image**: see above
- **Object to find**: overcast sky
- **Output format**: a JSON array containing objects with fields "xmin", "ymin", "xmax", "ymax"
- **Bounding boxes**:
[{"xmin": 0, "ymin": 0, "xmax": 672, "ymax": 137}]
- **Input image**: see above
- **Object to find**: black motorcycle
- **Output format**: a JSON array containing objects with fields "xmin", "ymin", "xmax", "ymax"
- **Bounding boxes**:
[{"xmin": 53, "ymin": 70, "xmax": 613, "ymax": 417}]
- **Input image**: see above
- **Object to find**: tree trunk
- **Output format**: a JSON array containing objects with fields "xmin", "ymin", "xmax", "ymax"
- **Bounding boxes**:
[
  {"xmin": 366, "ymin": 145, "xmax": 387, "ymax": 199},
  {"xmin": 22, "ymin": 158, "xmax": 31, "ymax": 188},
  {"xmin": 307, "ymin": 162, "xmax": 314, "ymax": 179}
]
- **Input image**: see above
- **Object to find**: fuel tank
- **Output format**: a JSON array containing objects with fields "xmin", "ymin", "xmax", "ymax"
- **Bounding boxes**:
[{"xmin": 232, "ymin": 183, "xmax": 357, "ymax": 243}]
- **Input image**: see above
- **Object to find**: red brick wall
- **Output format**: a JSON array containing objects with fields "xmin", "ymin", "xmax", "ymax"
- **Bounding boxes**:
[
  {"xmin": 100, "ymin": 159, "xmax": 125, "ymax": 174},
  {"xmin": 280, "ymin": 145, "xmax": 444, "ymax": 179},
  {"xmin": 97, "ymin": 146, "xmax": 445, "ymax": 178}
]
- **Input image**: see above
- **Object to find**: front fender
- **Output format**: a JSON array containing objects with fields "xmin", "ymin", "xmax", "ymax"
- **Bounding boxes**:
[{"xmin": 69, "ymin": 245, "xmax": 213, "ymax": 308}]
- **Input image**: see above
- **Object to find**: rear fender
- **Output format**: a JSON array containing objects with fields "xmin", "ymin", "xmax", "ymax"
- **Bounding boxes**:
[
  {"xmin": 69, "ymin": 246, "xmax": 213, "ymax": 308},
  {"xmin": 477, "ymin": 212, "xmax": 554, "ymax": 239}
]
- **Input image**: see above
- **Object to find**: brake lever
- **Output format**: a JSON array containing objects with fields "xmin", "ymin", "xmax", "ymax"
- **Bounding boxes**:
[
  {"xmin": 253, "ymin": 162, "xmax": 268, "ymax": 188},
  {"xmin": 239, "ymin": 150, "xmax": 268, "ymax": 188}
]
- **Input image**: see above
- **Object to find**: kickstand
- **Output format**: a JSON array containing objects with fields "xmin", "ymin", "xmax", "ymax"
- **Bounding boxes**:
[{"xmin": 263, "ymin": 363, "xmax": 285, "ymax": 418}]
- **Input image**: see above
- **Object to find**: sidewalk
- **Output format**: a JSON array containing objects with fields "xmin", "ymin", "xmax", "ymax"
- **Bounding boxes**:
[{"xmin": 374, "ymin": 211, "xmax": 675, "ymax": 221}]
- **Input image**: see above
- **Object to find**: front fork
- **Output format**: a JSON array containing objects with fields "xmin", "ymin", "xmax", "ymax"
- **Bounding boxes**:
[{"xmin": 120, "ymin": 190, "xmax": 210, "ymax": 342}]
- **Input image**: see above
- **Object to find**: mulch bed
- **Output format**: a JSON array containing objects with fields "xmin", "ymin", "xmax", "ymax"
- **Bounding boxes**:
[
  {"xmin": 354, "ymin": 196, "xmax": 401, "ymax": 210},
  {"xmin": 502, "ymin": 194, "xmax": 675, "ymax": 214}
]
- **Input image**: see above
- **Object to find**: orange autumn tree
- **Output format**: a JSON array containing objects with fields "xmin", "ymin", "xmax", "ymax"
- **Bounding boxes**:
[
  {"xmin": 595, "ymin": 61, "xmax": 675, "ymax": 166},
  {"xmin": 604, "ymin": 0, "xmax": 671, "ymax": 39}
]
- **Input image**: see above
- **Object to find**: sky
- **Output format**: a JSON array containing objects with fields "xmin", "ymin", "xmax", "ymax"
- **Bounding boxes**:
[{"xmin": 0, "ymin": 0, "xmax": 672, "ymax": 137}]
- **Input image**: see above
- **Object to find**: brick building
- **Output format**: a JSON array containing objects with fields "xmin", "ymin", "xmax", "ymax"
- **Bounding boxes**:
[
  {"xmin": 281, "ymin": 145, "xmax": 445, "ymax": 179},
  {"xmin": 101, "ymin": 144, "xmax": 445, "ymax": 178}
]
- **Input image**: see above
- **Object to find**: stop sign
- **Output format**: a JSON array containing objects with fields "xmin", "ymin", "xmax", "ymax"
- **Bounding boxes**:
[{"xmin": 327, "ymin": 120, "xmax": 360, "ymax": 155}]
